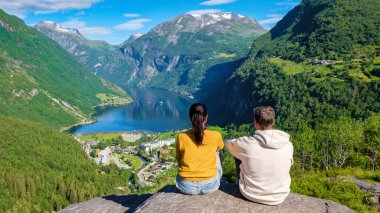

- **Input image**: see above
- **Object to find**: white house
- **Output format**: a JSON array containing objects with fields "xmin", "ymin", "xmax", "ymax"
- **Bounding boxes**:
[
  {"xmin": 139, "ymin": 138, "xmax": 175, "ymax": 152},
  {"xmin": 98, "ymin": 147, "xmax": 112, "ymax": 165}
]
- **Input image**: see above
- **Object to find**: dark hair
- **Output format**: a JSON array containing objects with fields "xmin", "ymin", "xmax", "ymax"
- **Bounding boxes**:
[
  {"xmin": 189, "ymin": 103, "xmax": 208, "ymax": 145},
  {"xmin": 254, "ymin": 106, "xmax": 275, "ymax": 129}
]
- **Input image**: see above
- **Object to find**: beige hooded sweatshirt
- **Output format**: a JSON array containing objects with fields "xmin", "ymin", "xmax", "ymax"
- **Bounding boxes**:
[{"xmin": 225, "ymin": 130, "xmax": 293, "ymax": 205}]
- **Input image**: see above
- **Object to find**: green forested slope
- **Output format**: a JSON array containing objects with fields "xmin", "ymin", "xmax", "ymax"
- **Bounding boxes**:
[
  {"xmin": 0, "ymin": 116, "xmax": 132, "ymax": 212},
  {"xmin": 207, "ymin": 1, "xmax": 380, "ymax": 210},
  {"xmin": 0, "ymin": 9, "xmax": 128, "ymax": 127},
  {"xmin": 250, "ymin": 0, "xmax": 379, "ymax": 61},
  {"xmin": 0, "ymin": 9, "xmax": 133, "ymax": 212},
  {"xmin": 208, "ymin": 0, "xmax": 380, "ymax": 128}
]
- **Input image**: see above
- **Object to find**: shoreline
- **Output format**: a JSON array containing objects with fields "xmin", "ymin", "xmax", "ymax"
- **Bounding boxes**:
[
  {"xmin": 70, "ymin": 127, "xmax": 187, "ymax": 136},
  {"xmin": 95, "ymin": 99, "xmax": 133, "ymax": 109},
  {"xmin": 74, "ymin": 130, "xmax": 158, "ymax": 135},
  {"xmin": 61, "ymin": 99, "xmax": 133, "ymax": 133}
]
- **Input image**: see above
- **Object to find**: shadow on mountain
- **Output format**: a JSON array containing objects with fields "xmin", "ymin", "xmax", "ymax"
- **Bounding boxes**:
[{"xmin": 196, "ymin": 58, "xmax": 247, "ymax": 126}]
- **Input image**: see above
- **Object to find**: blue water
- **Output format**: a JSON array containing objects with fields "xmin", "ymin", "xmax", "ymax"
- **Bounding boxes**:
[{"xmin": 69, "ymin": 87, "xmax": 195, "ymax": 134}]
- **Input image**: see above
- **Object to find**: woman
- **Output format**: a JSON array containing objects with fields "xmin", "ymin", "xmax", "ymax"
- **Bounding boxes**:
[{"xmin": 175, "ymin": 103, "xmax": 224, "ymax": 195}]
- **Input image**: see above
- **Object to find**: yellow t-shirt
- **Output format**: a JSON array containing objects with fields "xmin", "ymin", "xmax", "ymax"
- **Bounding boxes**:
[{"xmin": 176, "ymin": 129, "xmax": 224, "ymax": 181}]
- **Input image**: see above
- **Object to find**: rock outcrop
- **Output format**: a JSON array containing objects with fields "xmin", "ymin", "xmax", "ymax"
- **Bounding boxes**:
[
  {"xmin": 352, "ymin": 178, "xmax": 380, "ymax": 206},
  {"xmin": 60, "ymin": 182, "xmax": 353, "ymax": 213}
]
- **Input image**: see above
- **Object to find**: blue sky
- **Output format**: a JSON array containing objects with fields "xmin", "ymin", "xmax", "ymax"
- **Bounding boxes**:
[{"xmin": 0, "ymin": 0, "xmax": 300, "ymax": 45}]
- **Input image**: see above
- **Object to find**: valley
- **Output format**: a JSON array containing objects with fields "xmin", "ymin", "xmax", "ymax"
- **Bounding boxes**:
[
  {"xmin": 74, "ymin": 131, "xmax": 177, "ymax": 189},
  {"xmin": 0, "ymin": 0, "xmax": 379, "ymax": 212}
]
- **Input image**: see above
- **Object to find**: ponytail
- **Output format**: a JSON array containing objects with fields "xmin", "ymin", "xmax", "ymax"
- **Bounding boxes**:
[{"xmin": 189, "ymin": 103, "xmax": 208, "ymax": 146}]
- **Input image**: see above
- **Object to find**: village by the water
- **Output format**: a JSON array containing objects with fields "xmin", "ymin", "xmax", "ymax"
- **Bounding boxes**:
[{"xmin": 74, "ymin": 131, "xmax": 179, "ymax": 188}]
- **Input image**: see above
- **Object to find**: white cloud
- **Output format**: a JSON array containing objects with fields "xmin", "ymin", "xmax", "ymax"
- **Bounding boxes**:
[
  {"xmin": 258, "ymin": 17, "xmax": 283, "ymax": 25},
  {"xmin": 123, "ymin": 13, "xmax": 140, "ymax": 18},
  {"xmin": 200, "ymin": 0, "xmax": 237, "ymax": 6},
  {"xmin": 114, "ymin": 19, "xmax": 152, "ymax": 31},
  {"xmin": 61, "ymin": 20, "xmax": 111, "ymax": 35},
  {"xmin": 187, "ymin": 9, "xmax": 223, "ymax": 16},
  {"xmin": 266, "ymin": 14, "xmax": 283, "ymax": 18},
  {"xmin": 258, "ymin": 13, "xmax": 284, "ymax": 25},
  {"xmin": 0, "ymin": 0, "xmax": 101, "ymax": 19}
]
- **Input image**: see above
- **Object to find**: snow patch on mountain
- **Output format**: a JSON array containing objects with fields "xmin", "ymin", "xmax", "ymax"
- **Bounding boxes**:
[
  {"xmin": 36, "ymin": 21, "xmax": 81, "ymax": 35},
  {"xmin": 185, "ymin": 12, "xmax": 249, "ymax": 26}
]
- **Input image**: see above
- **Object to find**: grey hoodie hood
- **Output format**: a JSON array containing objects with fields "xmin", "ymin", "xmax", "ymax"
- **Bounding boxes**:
[{"xmin": 253, "ymin": 129, "xmax": 290, "ymax": 149}]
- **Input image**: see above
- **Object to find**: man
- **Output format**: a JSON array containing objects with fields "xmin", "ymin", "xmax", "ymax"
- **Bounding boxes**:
[{"xmin": 225, "ymin": 106, "xmax": 293, "ymax": 205}]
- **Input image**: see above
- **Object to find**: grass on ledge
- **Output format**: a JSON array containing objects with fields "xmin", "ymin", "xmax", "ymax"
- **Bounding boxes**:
[
  {"xmin": 96, "ymin": 93, "xmax": 132, "ymax": 106},
  {"xmin": 291, "ymin": 168, "xmax": 380, "ymax": 213}
]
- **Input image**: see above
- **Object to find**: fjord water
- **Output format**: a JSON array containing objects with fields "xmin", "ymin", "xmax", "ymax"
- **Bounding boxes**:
[{"xmin": 69, "ymin": 87, "xmax": 195, "ymax": 134}]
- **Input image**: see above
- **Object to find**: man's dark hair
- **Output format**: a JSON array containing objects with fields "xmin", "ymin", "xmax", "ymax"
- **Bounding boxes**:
[{"xmin": 254, "ymin": 106, "xmax": 275, "ymax": 129}]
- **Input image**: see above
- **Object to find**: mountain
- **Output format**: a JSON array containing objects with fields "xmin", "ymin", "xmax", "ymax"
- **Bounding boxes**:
[
  {"xmin": 119, "ymin": 12, "xmax": 267, "ymax": 95},
  {"xmin": 206, "ymin": 0, "xmax": 380, "ymax": 127},
  {"xmin": 0, "ymin": 9, "xmax": 130, "ymax": 127},
  {"xmin": 34, "ymin": 21, "xmax": 135, "ymax": 80},
  {"xmin": 35, "ymin": 12, "xmax": 267, "ymax": 96},
  {"xmin": 122, "ymin": 33, "xmax": 144, "ymax": 44}
]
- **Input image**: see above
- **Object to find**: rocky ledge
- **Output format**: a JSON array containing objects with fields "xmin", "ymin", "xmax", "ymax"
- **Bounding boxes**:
[{"xmin": 60, "ymin": 182, "xmax": 352, "ymax": 213}]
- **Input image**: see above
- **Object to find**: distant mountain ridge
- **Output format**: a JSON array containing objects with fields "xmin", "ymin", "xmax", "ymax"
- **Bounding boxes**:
[
  {"xmin": 36, "ymin": 21, "xmax": 82, "ymax": 36},
  {"xmin": 118, "ymin": 12, "xmax": 266, "ymax": 95},
  {"xmin": 35, "ymin": 12, "xmax": 267, "ymax": 96},
  {"xmin": 34, "ymin": 21, "xmax": 135, "ymax": 78}
]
